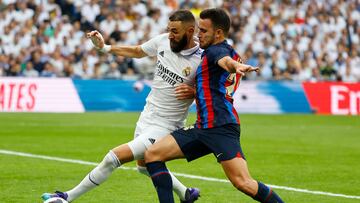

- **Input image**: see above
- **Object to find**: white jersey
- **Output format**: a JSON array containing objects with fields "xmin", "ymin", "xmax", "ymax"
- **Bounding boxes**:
[{"xmin": 140, "ymin": 33, "xmax": 202, "ymax": 125}]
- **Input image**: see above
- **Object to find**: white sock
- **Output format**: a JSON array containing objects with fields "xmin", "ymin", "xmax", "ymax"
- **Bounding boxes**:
[
  {"xmin": 137, "ymin": 165, "xmax": 187, "ymax": 200},
  {"xmin": 136, "ymin": 165, "xmax": 150, "ymax": 176},
  {"xmin": 170, "ymin": 172, "xmax": 187, "ymax": 201},
  {"xmin": 66, "ymin": 151, "xmax": 121, "ymax": 202}
]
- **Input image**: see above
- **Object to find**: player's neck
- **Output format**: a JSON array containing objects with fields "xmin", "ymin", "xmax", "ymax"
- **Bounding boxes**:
[
  {"xmin": 184, "ymin": 39, "xmax": 197, "ymax": 50},
  {"xmin": 213, "ymin": 36, "xmax": 226, "ymax": 45}
]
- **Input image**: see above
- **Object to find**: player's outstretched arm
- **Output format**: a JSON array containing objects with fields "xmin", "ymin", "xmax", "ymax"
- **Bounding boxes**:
[
  {"xmin": 86, "ymin": 30, "xmax": 147, "ymax": 58},
  {"xmin": 218, "ymin": 56, "xmax": 259, "ymax": 75},
  {"xmin": 174, "ymin": 84, "xmax": 195, "ymax": 100}
]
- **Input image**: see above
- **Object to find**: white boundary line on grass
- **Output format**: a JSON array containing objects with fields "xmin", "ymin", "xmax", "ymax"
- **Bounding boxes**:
[{"xmin": 1, "ymin": 149, "xmax": 359, "ymax": 200}]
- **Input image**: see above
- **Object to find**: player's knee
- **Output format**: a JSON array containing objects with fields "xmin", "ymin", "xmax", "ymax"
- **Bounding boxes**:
[
  {"xmin": 144, "ymin": 147, "xmax": 160, "ymax": 163},
  {"xmin": 232, "ymin": 178, "xmax": 254, "ymax": 194},
  {"xmin": 136, "ymin": 165, "xmax": 149, "ymax": 176},
  {"xmin": 103, "ymin": 151, "xmax": 121, "ymax": 169},
  {"xmin": 112, "ymin": 144, "xmax": 135, "ymax": 163}
]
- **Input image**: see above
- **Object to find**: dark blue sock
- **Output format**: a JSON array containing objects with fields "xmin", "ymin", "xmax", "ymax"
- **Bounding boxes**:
[
  {"xmin": 146, "ymin": 161, "xmax": 174, "ymax": 203},
  {"xmin": 253, "ymin": 182, "xmax": 284, "ymax": 203}
]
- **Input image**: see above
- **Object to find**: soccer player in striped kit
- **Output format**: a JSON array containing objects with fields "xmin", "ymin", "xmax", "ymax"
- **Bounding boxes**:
[
  {"xmin": 144, "ymin": 8, "xmax": 285, "ymax": 203},
  {"xmin": 42, "ymin": 10, "xmax": 201, "ymax": 203}
]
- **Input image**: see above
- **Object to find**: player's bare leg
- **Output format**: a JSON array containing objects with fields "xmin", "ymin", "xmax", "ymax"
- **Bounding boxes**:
[
  {"xmin": 112, "ymin": 144, "xmax": 135, "ymax": 163},
  {"xmin": 221, "ymin": 158, "xmax": 258, "ymax": 196},
  {"xmin": 145, "ymin": 135, "xmax": 184, "ymax": 162},
  {"xmin": 221, "ymin": 158, "xmax": 284, "ymax": 203}
]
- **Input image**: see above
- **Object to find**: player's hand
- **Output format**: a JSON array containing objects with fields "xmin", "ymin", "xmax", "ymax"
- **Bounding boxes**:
[
  {"xmin": 86, "ymin": 30, "xmax": 105, "ymax": 49},
  {"xmin": 175, "ymin": 84, "xmax": 195, "ymax": 100},
  {"xmin": 236, "ymin": 64, "xmax": 259, "ymax": 76}
]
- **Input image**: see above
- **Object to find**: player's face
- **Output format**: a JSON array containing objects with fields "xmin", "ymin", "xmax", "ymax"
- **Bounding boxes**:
[
  {"xmin": 168, "ymin": 21, "xmax": 188, "ymax": 53},
  {"xmin": 198, "ymin": 19, "xmax": 215, "ymax": 49}
]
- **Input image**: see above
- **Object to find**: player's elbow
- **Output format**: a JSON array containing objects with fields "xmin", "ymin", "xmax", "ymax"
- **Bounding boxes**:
[
  {"xmin": 221, "ymin": 58, "xmax": 236, "ymax": 73},
  {"xmin": 134, "ymin": 46, "xmax": 147, "ymax": 58},
  {"xmin": 228, "ymin": 61, "xmax": 239, "ymax": 73}
]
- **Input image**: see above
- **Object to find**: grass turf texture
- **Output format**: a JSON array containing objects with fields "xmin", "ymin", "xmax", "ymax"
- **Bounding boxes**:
[{"xmin": 0, "ymin": 113, "xmax": 359, "ymax": 203}]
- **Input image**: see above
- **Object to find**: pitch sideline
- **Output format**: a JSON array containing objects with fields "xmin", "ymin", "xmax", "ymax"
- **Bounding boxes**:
[{"xmin": 0, "ymin": 149, "xmax": 359, "ymax": 200}]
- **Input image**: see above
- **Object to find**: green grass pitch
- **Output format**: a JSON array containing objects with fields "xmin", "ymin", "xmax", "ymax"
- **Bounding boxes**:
[{"xmin": 0, "ymin": 113, "xmax": 359, "ymax": 203}]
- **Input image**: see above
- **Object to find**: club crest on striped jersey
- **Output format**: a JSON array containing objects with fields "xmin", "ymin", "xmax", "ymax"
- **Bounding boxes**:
[{"xmin": 182, "ymin": 67, "xmax": 191, "ymax": 77}]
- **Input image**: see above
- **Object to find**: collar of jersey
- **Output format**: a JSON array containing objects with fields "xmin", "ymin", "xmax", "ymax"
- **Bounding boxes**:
[{"xmin": 179, "ymin": 41, "xmax": 200, "ymax": 56}]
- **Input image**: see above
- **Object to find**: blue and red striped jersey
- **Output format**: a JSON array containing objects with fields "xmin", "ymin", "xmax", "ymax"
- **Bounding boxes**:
[{"xmin": 195, "ymin": 40, "xmax": 241, "ymax": 129}]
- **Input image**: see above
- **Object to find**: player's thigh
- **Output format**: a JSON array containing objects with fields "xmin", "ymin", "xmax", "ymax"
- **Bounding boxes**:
[
  {"xmin": 221, "ymin": 158, "xmax": 258, "ymax": 195},
  {"xmin": 145, "ymin": 134, "xmax": 185, "ymax": 162},
  {"xmin": 111, "ymin": 144, "xmax": 134, "ymax": 163},
  {"xmin": 128, "ymin": 125, "xmax": 172, "ymax": 160},
  {"xmin": 172, "ymin": 127, "xmax": 212, "ymax": 162}
]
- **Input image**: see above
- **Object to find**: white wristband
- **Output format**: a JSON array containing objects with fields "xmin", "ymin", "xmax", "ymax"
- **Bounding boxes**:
[{"xmin": 99, "ymin": 44, "xmax": 111, "ymax": 53}]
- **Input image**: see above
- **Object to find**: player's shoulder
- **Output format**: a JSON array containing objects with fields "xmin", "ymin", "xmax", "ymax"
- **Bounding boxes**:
[
  {"xmin": 158, "ymin": 33, "xmax": 170, "ymax": 39},
  {"xmin": 214, "ymin": 41, "xmax": 232, "ymax": 50},
  {"xmin": 206, "ymin": 41, "xmax": 232, "ymax": 55},
  {"xmin": 152, "ymin": 33, "xmax": 169, "ymax": 43}
]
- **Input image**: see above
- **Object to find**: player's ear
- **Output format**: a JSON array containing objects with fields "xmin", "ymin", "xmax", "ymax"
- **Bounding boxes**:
[
  {"xmin": 215, "ymin": 29, "xmax": 222, "ymax": 38},
  {"xmin": 187, "ymin": 25, "xmax": 195, "ymax": 35}
]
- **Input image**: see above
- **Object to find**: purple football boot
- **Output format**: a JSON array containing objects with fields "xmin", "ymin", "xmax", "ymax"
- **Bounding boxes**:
[{"xmin": 181, "ymin": 188, "xmax": 200, "ymax": 203}]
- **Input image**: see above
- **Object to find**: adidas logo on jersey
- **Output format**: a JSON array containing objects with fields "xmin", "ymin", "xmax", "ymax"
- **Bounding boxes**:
[
  {"xmin": 148, "ymin": 138, "xmax": 156, "ymax": 144},
  {"xmin": 159, "ymin": 51, "xmax": 164, "ymax": 57}
]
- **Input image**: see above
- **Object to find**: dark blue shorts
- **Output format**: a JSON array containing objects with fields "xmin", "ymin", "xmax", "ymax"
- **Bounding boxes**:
[{"xmin": 171, "ymin": 124, "xmax": 245, "ymax": 162}]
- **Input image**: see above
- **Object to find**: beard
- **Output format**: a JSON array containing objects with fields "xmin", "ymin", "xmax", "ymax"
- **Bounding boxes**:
[{"xmin": 170, "ymin": 34, "xmax": 188, "ymax": 53}]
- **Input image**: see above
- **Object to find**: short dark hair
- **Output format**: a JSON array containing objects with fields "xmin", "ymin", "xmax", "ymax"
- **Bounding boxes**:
[
  {"xmin": 169, "ymin": 10, "xmax": 195, "ymax": 24},
  {"xmin": 200, "ymin": 8, "xmax": 231, "ymax": 36}
]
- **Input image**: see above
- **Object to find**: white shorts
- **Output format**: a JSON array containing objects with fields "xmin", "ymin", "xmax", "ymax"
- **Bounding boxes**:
[{"xmin": 127, "ymin": 105, "xmax": 185, "ymax": 160}]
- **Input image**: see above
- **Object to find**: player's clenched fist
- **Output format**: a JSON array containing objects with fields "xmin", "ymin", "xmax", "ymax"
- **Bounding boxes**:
[{"xmin": 86, "ymin": 30, "xmax": 105, "ymax": 49}]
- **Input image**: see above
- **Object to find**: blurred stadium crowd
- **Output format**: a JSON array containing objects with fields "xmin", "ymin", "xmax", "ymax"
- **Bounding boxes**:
[{"xmin": 0, "ymin": 0, "xmax": 359, "ymax": 82}]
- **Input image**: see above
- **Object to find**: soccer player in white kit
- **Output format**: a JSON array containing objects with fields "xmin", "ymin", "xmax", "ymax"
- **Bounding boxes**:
[{"xmin": 42, "ymin": 10, "xmax": 202, "ymax": 203}]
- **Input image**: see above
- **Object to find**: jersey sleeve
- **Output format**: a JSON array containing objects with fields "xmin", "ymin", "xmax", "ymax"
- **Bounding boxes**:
[
  {"xmin": 140, "ymin": 33, "xmax": 167, "ymax": 57},
  {"xmin": 207, "ymin": 46, "xmax": 230, "ymax": 66}
]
